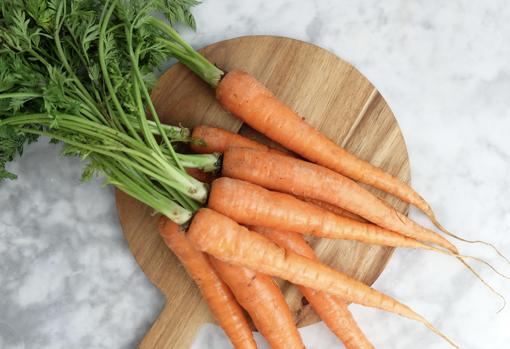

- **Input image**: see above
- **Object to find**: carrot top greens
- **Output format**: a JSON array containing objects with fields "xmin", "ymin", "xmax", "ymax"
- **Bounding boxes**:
[{"xmin": 0, "ymin": 0, "xmax": 219, "ymax": 223}]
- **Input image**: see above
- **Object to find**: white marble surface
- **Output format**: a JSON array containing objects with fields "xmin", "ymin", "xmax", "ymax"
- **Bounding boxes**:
[{"xmin": 2, "ymin": 0, "xmax": 510, "ymax": 348}]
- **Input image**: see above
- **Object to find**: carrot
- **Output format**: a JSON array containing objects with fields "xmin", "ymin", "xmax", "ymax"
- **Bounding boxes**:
[
  {"xmin": 191, "ymin": 125, "xmax": 275, "ymax": 155},
  {"xmin": 157, "ymin": 217, "xmax": 257, "ymax": 349},
  {"xmin": 188, "ymin": 208, "xmax": 457, "ymax": 348},
  {"xmin": 253, "ymin": 226, "xmax": 375, "ymax": 349},
  {"xmin": 209, "ymin": 257, "xmax": 305, "ymax": 349},
  {"xmin": 300, "ymin": 196, "xmax": 366, "ymax": 223},
  {"xmin": 215, "ymin": 70, "xmax": 436, "ymax": 219},
  {"xmin": 220, "ymin": 147, "xmax": 456, "ymax": 252},
  {"xmin": 208, "ymin": 177, "xmax": 452, "ymax": 251}
]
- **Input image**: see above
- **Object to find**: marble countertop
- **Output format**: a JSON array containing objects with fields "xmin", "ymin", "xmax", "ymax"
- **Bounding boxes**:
[{"xmin": 2, "ymin": 0, "xmax": 510, "ymax": 348}]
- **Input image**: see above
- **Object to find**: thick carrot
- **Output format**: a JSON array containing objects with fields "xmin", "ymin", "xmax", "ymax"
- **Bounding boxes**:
[
  {"xmin": 209, "ymin": 257, "xmax": 305, "ymax": 349},
  {"xmin": 220, "ymin": 147, "xmax": 456, "ymax": 252},
  {"xmin": 208, "ymin": 177, "xmax": 451, "ymax": 251},
  {"xmin": 157, "ymin": 218, "xmax": 257, "ymax": 349},
  {"xmin": 188, "ymin": 209, "xmax": 457, "ymax": 348},
  {"xmin": 253, "ymin": 226, "xmax": 375, "ymax": 349},
  {"xmin": 215, "ymin": 70, "xmax": 436, "ymax": 221}
]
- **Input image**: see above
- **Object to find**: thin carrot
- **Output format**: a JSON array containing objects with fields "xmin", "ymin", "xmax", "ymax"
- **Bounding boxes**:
[
  {"xmin": 191, "ymin": 125, "xmax": 286, "ymax": 156},
  {"xmin": 300, "ymin": 196, "xmax": 366, "ymax": 223},
  {"xmin": 253, "ymin": 226, "xmax": 375, "ymax": 349},
  {"xmin": 209, "ymin": 257, "xmax": 305, "ymax": 349},
  {"xmin": 208, "ymin": 177, "xmax": 452, "ymax": 251},
  {"xmin": 220, "ymin": 147, "xmax": 456, "ymax": 252},
  {"xmin": 188, "ymin": 208, "xmax": 458, "ymax": 348},
  {"xmin": 157, "ymin": 217, "xmax": 257, "ymax": 349}
]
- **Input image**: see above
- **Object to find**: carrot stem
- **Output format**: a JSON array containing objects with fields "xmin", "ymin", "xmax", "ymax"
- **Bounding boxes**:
[{"xmin": 149, "ymin": 18, "xmax": 224, "ymax": 88}]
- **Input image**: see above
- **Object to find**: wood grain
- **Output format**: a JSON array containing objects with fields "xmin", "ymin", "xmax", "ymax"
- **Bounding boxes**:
[{"xmin": 115, "ymin": 35, "xmax": 411, "ymax": 349}]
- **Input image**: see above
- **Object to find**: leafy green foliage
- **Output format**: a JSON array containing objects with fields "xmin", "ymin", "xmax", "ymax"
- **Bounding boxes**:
[
  {"xmin": 159, "ymin": 0, "xmax": 200, "ymax": 30},
  {"xmin": 0, "ymin": 125, "xmax": 36, "ymax": 179},
  {"xmin": 0, "ymin": 0, "xmax": 218, "ymax": 223}
]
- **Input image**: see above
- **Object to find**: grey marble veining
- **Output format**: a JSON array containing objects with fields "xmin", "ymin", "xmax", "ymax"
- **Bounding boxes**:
[
  {"xmin": 0, "ymin": 141, "xmax": 164, "ymax": 349},
  {"xmin": 2, "ymin": 1, "xmax": 510, "ymax": 348}
]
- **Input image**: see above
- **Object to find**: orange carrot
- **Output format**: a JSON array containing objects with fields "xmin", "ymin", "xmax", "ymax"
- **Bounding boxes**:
[
  {"xmin": 208, "ymin": 177, "xmax": 452, "ymax": 251},
  {"xmin": 157, "ymin": 217, "xmax": 257, "ymax": 349},
  {"xmin": 300, "ymin": 196, "xmax": 366, "ymax": 223},
  {"xmin": 220, "ymin": 147, "xmax": 456, "ymax": 252},
  {"xmin": 253, "ymin": 226, "xmax": 375, "ymax": 349},
  {"xmin": 215, "ymin": 70, "xmax": 436, "ymax": 222},
  {"xmin": 191, "ymin": 125, "xmax": 286, "ymax": 156},
  {"xmin": 188, "ymin": 208, "xmax": 457, "ymax": 348},
  {"xmin": 209, "ymin": 257, "xmax": 305, "ymax": 349}
]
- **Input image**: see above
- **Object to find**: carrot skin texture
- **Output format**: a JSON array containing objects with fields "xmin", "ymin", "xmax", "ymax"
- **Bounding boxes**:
[
  {"xmin": 216, "ymin": 70, "xmax": 435, "ymax": 220},
  {"xmin": 221, "ymin": 147, "xmax": 456, "ymax": 252},
  {"xmin": 208, "ymin": 177, "xmax": 431, "ymax": 250},
  {"xmin": 253, "ymin": 227, "xmax": 375, "ymax": 349},
  {"xmin": 300, "ymin": 197, "xmax": 366, "ymax": 223},
  {"xmin": 209, "ymin": 257, "xmax": 305, "ymax": 349},
  {"xmin": 157, "ymin": 218, "xmax": 257, "ymax": 349},
  {"xmin": 188, "ymin": 208, "xmax": 426, "ymax": 323},
  {"xmin": 191, "ymin": 125, "xmax": 286, "ymax": 156}
]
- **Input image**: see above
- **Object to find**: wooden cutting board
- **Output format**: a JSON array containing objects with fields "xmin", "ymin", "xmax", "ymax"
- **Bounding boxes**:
[{"xmin": 115, "ymin": 35, "xmax": 410, "ymax": 349}]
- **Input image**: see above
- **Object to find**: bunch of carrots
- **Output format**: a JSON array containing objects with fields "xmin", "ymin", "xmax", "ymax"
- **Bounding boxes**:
[
  {"xmin": 154, "ymin": 64, "xmax": 504, "ymax": 348},
  {"xmin": 1, "ymin": 1, "xmax": 508, "ymax": 348}
]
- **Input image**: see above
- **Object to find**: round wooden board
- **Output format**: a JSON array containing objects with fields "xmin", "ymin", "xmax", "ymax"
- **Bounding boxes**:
[{"xmin": 115, "ymin": 36, "xmax": 410, "ymax": 349}]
